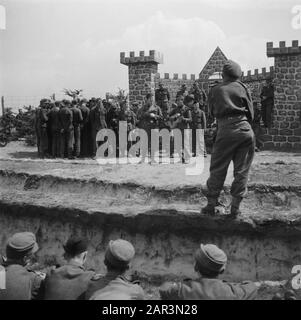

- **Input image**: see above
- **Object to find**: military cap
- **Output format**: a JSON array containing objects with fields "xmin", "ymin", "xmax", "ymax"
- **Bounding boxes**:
[
  {"xmin": 6, "ymin": 232, "xmax": 39, "ymax": 255},
  {"xmin": 63, "ymin": 236, "xmax": 89, "ymax": 256},
  {"xmin": 105, "ymin": 239, "xmax": 135, "ymax": 268},
  {"xmin": 195, "ymin": 244, "xmax": 227, "ymax": 274},
  {"xmin": 222, "ymin": 60, "xmax": 242, "ymax": 79}
]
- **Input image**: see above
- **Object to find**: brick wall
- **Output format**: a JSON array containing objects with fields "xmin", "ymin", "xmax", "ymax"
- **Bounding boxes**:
[{"xmin": 262, "ymin": 40, "xmax": 301, "ymax": 151}]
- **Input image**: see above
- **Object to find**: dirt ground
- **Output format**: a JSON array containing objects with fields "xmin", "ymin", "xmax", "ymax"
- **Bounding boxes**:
[{"xmin": 0, "ymin": 141, "xmax": 301, "ymax": 188}]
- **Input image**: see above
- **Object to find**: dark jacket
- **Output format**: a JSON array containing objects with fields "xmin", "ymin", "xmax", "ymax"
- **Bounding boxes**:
[
  {"xmin": 0, "ymin": 263, "xmax": 44, "ymax": 300},
  {"xmin": 79, "ymin": 105, "xmax": 90, "ymax": 126},
  {"xmin": 70, "ymin": 106, "xmax": 83, "ymax": 127},
  {"xmin": 89, "ymin": 275, "xmax": 145, "ymax": 300},
  {"xmin": 90, "ymin": 106, "xmax": 107, "ymax": 131},
  {"xmin": 160, "ymin": 277, "xmax": 258, "ymax": 300},
  {"xmin": 48, "ymin": 106, "xmax": 61, "ymax": 132},
  {"xmin": 155, "ymin": 88, "xmax": 170, "ymax": 103},
  {"xmin": 191, "ymin": 106, "xmax": 206, "ymax": 129},
  {"xmin": 137, "ymin": 104, "xmax": 162, "ymax": 129},
  {"xmin": 44, "ymin": 261, "xmax": 94, "ymax": 300},
  {"xmin": 208, "ymin": 80, "xmax": 254, "ymax": 122},
  {"xmin": 59, "ymin": 107, "xmax": 73, "ymax": 131},
  {"xmin": 169, "ymin": 105, "xmax": 192, "ymax": 130}
]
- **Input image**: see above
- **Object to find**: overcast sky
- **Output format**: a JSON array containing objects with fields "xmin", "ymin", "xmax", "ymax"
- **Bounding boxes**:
[{"xmin": 0, "ymin": 0, "xmax": 300, "ymax": 107}]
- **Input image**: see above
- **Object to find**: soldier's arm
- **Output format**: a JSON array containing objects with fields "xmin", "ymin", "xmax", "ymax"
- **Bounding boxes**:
[
  {"xmin": 202, "ymin": 110, "xmax": 207, "ymax": 129},
  {"xmin": 30, "ymin": 271, "xmax": 46, "ymax": 300},
  {"xmin": 78, "ymin": 109, "xmax": 83, "ymax": 123},
  {"xmin": 159, "ymin": 281, "xmax": 182, "ymax": 300},
  {"xmin": 226, "ymin": 281, "xmax": 258, "ymax": 300},
  {"xmin": 183, "ymin": 109, "xmax": 192, "ymax": 123}
]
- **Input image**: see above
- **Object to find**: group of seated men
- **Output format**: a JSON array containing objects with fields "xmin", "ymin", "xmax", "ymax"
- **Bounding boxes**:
[
  {"xmin": 34, "ymin": 81, "xmax": 208, "ymax": 163},
  {"xmin": 0, "ymin": 231, "xmax": 296, "ymax": 300}
]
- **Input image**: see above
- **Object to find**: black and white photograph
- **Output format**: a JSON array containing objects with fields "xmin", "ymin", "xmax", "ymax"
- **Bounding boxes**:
[{"xmin": 0, "ymin": 0, "xmax": 301, "ymax": 308}]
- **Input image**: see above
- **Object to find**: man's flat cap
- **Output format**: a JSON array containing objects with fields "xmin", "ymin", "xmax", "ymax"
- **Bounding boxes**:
[
  {"xmin": 7, "ymin": 232, "xmax": 39, "ymax": 255},
  {"xmin": 222, "ymin": 60, "xmax": 242, "ymax": 79},
  {"xmin": 195, "ymin": 244, "xmax": 227, "ymax": 274},
  {"xmin": 63, "ymin": 237, "xmax": 89, "ymax": 256},
  {"xmin": 105, "ymin": 239, "xmax": 135, "ymax": 268}
]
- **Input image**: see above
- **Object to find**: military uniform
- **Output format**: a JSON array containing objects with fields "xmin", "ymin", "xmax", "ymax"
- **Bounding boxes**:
[
  {"xmin": 48, "ymin": 103, "xmax": 61, "ymax": 157},
  {"xmin": 34, "ymin": 107, "xmax": 41, "ymax": 156},
  {"xmin": 70, "ymin": 104, "xmax": 83, "ymax": 157},
  {"xmin": 90, "ymin": 102, "xmax": 107, "ymax": 157},
  {"xmin": 160, "ymin": 243, "xmax": 258, "ymax": 300},
  {"xmin": 89, "ymin": 275, "xmax": 144, "ymax": 300},
  {"xmin": 160, "ymin": 277, "xmax": 257, "ymax": 300},
  {"xmin": 169, "ymin": 104, "xmax": 192, "ymax": 162},
  {"xmin": 79, "ymin": 101, "xmax": 90, "ymax": 157},
  {"xmin": 252, "ymin": 102, "xmax": 263, "ymax": 151},
  {"xmin": 0, "ymin": 232, "xmax": 44, "ymax": 300},
  {"xmin": 205, "ymin": 60, "xmax": 255, "ymax": 216},
  {"xmin": 44, "ymin": 262, "xmax": 94, "ymax": 300},
  {"xmin": 59, "ymin": 101, "xmax": 74, "ymax": 159},
  {"xmin": 155, "ymin": 86, "xmax": 170, "ymax": 109},
  {"xmin": 122, "ymin": 108, "xmax": 137, "ymax": 151},
  {"xmin": 191, "ymin": 104, "xmax": 207, "ymax": 156},
  {"xmin": 38, "ymin": 105, "xmax": 49, "ymax": 158},
  {"xmin": 89, "ymin": 239, "xmax": 145, "ymax": 300},
  {"xmin": 260, "ymin": 82, "xmax": 274, "ymax": 128}
]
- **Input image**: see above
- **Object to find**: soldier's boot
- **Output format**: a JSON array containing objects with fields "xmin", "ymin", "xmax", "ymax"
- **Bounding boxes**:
[
  {"xmin": 229, "ymin": 196, "xmax": 243, "ymax": 218},
  {"xmin": 201, "ymin": 197, "xmax": 225, "ymax": 215}
]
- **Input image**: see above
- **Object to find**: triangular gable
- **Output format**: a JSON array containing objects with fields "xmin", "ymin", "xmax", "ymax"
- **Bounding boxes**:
[{"xmin": 199, "ymin": 47, "xmax": 228, "ymax": 79}]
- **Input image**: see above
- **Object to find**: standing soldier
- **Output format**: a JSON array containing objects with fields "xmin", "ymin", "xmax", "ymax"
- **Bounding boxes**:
[
  {"xmin": 191, "ymin": 98, "xmax": 207, "ymax": 157},
  {"xmin": 59, "ymin": 100, "xmax": 74, "ymax": 159},
  {"xmin": 0, "ymin": 232, "xmax": 45, "ymax": 300},
  {"xmin": 160, "ymin": 243, "xmax": 258, "ymax": 300},
  {"xmin": 137, "ymin": 93, "xmax": 162, "ymax": 163},
  {"xmin": 90, "ymin": 99, "xmax": 107, "ymax": 158},
  {"xmin": 48, "ymin": 101, "xmax": 61, "ymax": 158},
  {"xmin": 70, "ymin": 100, "xmax": 83, "ymax": 158},
  {"xmin": 34, "ymin": 102, "xmax": 42, "ymax": 157},
  {"xmin": 169, "ymin": 94, "xmax": 192, "ymax": 163},
  {"xmin": 106, "ymin": 101, "xmax": 121, "ymax": 156},
  {"xmin": 79, "ymin": 99, "xmax": 90, "ymax": 157},
  {"xmin": 123, "ymin": 102, "xmax": 137, "ymax": 151},
  {"xmin": 202, "ymin": 60, "xmax": 254, "ymax": 218},
  {"xmin": 155, "ymin": 82, "xmax": 170, "ymax": 109},
  {"xmin": 190, "ymin": 81, "xmax": 207, "ymax": 113},
  {"xmin": 260, "ymin": 78, "xmax": 274, "ymax": 128},
  {"xmin": 176, "ymin": 84, "xmax": 189, "ymax": 104},
  {"xmin": 38, "ymin": 99, "xmax": 49, "ymax": 158}
]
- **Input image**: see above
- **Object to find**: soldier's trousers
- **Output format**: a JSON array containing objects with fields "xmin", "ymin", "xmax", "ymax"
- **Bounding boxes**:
[
  {"xmin": 51, "ymin": 130, "xmax": 61, "ymax": 158},
  {"xmin": 73, "ymin": 125, "xmax": 81, "ymax": 157},
  {"xmin": 39, "ymin": 127, "xmax": 48, "ymax": 158},
  {"xmin": 252, "ymin": 124, "xmax": 263, "ymax": 149},
  {"xmin": 60, "ymin": 129, "xmax": 74, "ymax": 158},
  {"xmin": 192, "ymin": 128, "xmax": 207, "ymax": 156},
  {"xmin": 80, "ymin": 125, "xmax": 89, "ymax": 157},
  {"xmin": 206, "ymin": 119, "xmax": 255, "ymax": 199}
]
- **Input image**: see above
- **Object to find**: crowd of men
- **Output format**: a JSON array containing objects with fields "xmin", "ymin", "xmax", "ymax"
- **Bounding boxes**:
[
  {"xmin": 34, "ymin": 81, "xmax": 208, "ymax": 162},
  {"xmin": 0, "ymin": 231, "xmax": 296, "ymax": 300}
]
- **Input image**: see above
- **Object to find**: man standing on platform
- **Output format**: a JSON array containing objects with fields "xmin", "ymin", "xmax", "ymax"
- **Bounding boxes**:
[
  {"xmin": 70, "ymin": 100, "xmax": 83, "ymax": 158},
  {"xmin": 79, "ymin": 99, "xmax": 90, "ymax": 157},
  {"xmin": 59, "ymin": 100, "xmax": 74, "ymax": 159},
  {"xmin": 202, "ymin": 60, "xmax": 255, "ymax": 218}
]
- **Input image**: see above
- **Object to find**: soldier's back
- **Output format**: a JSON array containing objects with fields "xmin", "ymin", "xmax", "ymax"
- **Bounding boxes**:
[
  {"xmin": 89, "ymin": 276, "xmax": 144, "ymax": 300},
  {"xmin": 44, "ymin": 263, "xmax": 94, "ymax": 300},
  {"xmin": 0, "ymin": 264, "xmax": 43, "ymax": 300}
]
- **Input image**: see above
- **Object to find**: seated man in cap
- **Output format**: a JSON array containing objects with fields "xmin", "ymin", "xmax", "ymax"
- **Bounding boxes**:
[
  {"xmin": 44, "ymin": 236, "xmax": 95, "ymax": 300},
  {"xmin": 160, "ymin": 243, "xmax": 259, "ymax": 300},
  {"xmin": 0, "ymin": 232, "xmax": 45, "ymax": 300},
  {"xmin": 87, "ymin": 239, "xmax": 144, "ymax": 300}
]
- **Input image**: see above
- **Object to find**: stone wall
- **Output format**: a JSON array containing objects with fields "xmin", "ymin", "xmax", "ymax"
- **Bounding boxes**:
[
  {"xmin": 120, "ymin": 50, "xmax": 163, "ymax": 104},
  {"xmin": 262, "ymin": 41, "xmax": 301, "ymax": 151}
]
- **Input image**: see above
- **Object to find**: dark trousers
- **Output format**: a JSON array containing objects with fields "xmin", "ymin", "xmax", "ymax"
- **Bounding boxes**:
[
  {"xmin": 80, "ymin": 125, "xmax": 89, "ymax": 157},
  {"xmin": 73, "ymin": 125, "xmax": 81, "ymax": 157},
  {"xmin": 51, "ymin": 130, "xmax": 61, "ymax": 158},
  {"xmin": 262, "ymin": 102, "xmax": 273, "ymax": 128},
  {"xmin": 252, "ymin": 124, "xmax": 263, "ymax": 149},
  {"xmin": 206, "ymin": 120, "xmax": 255, "ymax": 199},
  {"xmin": 60, "ymin": 129, "xmax": 74, "ymax": 158},
  {"xmin": 39, "ymin": 127, "xmax": 48, "ymax": 157},
  {"xmin": 192, "ymin": 128, "xmax": 207, "ymax": 156}
]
